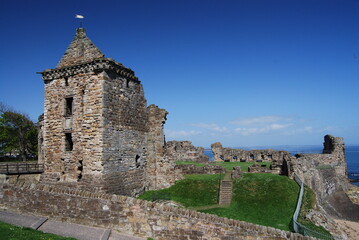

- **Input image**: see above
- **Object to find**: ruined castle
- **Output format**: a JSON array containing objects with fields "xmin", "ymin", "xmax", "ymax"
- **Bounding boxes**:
[
  {"xmin": 38, "ymin": 28, "xmax": 176, "ymax": 196},
  {"xmin": 1, "ymin": 27, "xmax": 357, "ymax": 240}
]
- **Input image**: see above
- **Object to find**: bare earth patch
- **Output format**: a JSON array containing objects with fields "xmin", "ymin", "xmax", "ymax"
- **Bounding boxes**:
[{"xmin": 334, "ymin": 219, "xmax": 359, "ymax": 240}]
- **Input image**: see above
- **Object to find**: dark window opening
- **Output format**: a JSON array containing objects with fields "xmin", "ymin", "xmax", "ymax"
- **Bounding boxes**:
[
  {"xmin": 135, "ymin": 155, "xmax": 140, "ymax": 168},
  {"xmin": 233, "ymin": 156, "xmax": 238, "ymax": 160},
  {"xmin": 65, "ymin": 97, "xmax": 73, "ymax": 116},
  {"xmin": 77, "ymin": 160, "xmax": 83, "ymax": 181},
  {"xmin": 268, "ymin": 154, "xmax": 273, "ymax": 159},
  {"xmin": 65, "ymin": 133, "xmax": 73, "ymax": 151},
  {"xmin": 65, "ymin": 77, "xmax": 69, "ymax": 86},
  {"xmin": 261, "ymin": 154, "xmax": 265, "ymax": 159},
  {"xmin": 250, "ymin": 154, "xmax": 254, "ymax": 160},
  {"xmin": 280, "ymin": 160, "xmax": 289, "ymax": 176}
]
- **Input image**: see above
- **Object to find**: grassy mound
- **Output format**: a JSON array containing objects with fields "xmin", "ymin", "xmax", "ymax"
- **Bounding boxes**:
[
  {"xmin": 138, "ymin": 174, "xmax": 223, "ymax": 207},
  {"xmin": 139, "ymin": 172, "xmax": 329, "ymax": 235},
  {"xmin": 0, "ymin": 221, "xmax": 76, "ymax": 240},
  {"xmin": 200, "ymin": 173, "xmax": 299, "ymax": 231}
]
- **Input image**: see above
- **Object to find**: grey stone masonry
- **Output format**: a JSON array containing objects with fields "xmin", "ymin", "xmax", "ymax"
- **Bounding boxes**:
[
  {"xmin": 219, "ymin": 180, "xmax": 233, "ymax": 205},
  {"xmin": 165, "ymin": 141, "xmax": 209, "ymax": 163},
  {"xmin": 38, "ymin": 28, "xmax": 167, "ymax": 196},
  {"xmin": 57, "ymin": 28, "xmax": 104, "ymax": 68}
]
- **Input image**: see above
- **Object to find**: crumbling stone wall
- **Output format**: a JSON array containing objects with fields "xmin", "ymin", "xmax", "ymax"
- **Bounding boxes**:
[
  {"xmin": 146, "ymin": 105, "xmax": 175, "ymax": 190},
  {"xmin": 211, "ymin": 142, "xmax": 291, "ymax": 165},
  {"xmin": 292, "ymin": 135, "xmax": 359, "ymax": 222},
  {"xmin": 0, "ymin": 182, "xmax": 313, "ymax": 240},
  {"xmin": 37, "ymin": 114, "xmax": 44, "ymax": 164},
  {"xmin": 175, "ymin": 164, "xmax": 226, "ymax": 176},
  {"xmin": 165, "ymin": 141, "xmax": 209, "ymax": 163}
]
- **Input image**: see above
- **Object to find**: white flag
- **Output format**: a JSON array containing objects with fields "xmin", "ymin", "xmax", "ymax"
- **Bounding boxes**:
[{"xmin": 75, "ymin": 14, "xmax": 84, "ymax": 19}]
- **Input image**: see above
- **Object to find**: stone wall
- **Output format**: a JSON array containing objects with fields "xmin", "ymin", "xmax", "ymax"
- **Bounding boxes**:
[
  {"xmin": 165, "ymin": 141, "xmax": 209, "ymax": 163},
  {"xmin": 146, "ymin": 105, "xmax": 174, "ymax": 190},
  {"xmin": 211, "ymin": 142, "xmax": 291, "ymax": 165},
  {"xmin": 37, "ymin": 114, "xmax": 44, "ymax": 164},
  {"xmin": 292, "ymin": 135, "xmax": 359, "ymax": 222},
  {"xmin": 41, "ymin": 68, "xmax": 105, "ymax": 185},
  {"xmin": 248, "ymin": 164, "xmax": 273, "ymax": 173},
  {"xmin": 101, "ymin": 68, "xmax": 148, "ymax": 196},
  {"xmin": 0, "ymin": 182, "xmax": 313, "ymax": 240},
  {"xmin": 175, "ymin": 164, "xmax": 226, "ymax": 176}
]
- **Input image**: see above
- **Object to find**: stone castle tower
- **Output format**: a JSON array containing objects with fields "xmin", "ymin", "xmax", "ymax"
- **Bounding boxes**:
[{"xmin": 39, "ymin": 28, "xmax": 168, "ymax": 196}]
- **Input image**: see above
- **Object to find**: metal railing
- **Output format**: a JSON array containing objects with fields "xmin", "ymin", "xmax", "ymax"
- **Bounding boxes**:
[
  {"xmin": 292, "ymin": 172, "xmax": 334, "ymax": 240},
  {"xmin": 0, "ymin": 163, "xmax": 44, "ymax": 175}
]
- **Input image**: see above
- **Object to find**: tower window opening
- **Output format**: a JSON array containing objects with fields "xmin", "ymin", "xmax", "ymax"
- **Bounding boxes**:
[
  {"xmin": 135, "ymin": 155, "xmax": 140, "ymax": 168},
  {"xmin": 65, "ymin": 133, "xmax": 73, "ymax": 151},
  {"xmin": 64, "ymin": 77, "xmax": 69, "ymax": 86},
  {"xmin": 65, "ymin": 97, "xmax": 73, "ymax": 116}
]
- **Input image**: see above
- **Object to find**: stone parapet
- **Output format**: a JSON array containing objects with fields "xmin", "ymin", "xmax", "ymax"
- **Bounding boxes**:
[{"xmin": 40, "ymin": 58, "xmax": 138, "ymax": 82}]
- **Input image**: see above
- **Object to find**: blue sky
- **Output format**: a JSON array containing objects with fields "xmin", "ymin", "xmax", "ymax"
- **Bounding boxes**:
[{"xmin": 0, "ymin": 0, "xmax": 358, "ymax": 148}]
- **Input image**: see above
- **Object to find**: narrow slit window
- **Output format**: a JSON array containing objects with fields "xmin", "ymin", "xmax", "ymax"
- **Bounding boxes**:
[
  {"xmin": 65, "ymin": 97, "xmax": 73, "ymax": 116},
  {"xmin": 65, "ymin": 133, "xmax": 73, "ymax": 151}
]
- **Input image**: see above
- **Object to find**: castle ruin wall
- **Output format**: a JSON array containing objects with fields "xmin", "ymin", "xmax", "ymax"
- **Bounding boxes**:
[
  {"xmin": 292, "ymin": 135, "xmax": 359, "ymax": 222},
  {"xmin": 165, "ymin": 141, "xmax": 209, "ymax": 163},
  {"xmin": 0, "ymin": 182, "xmax": 314, "ymax": 240},
  {"xmin": 211, "ymin": 142, "xmax": 291, "ymax": 165}
]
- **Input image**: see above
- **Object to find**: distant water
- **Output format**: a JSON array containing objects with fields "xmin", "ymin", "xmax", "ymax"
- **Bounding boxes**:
[{"xmin": 204, "ymin": 145, "xmax": 359, "ymax": 186}]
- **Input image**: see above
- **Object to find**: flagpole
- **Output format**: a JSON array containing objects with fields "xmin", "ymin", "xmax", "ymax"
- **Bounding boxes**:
[{"xmin": 75, "ymin": 14, "xmax": 85, "ymax": 28}]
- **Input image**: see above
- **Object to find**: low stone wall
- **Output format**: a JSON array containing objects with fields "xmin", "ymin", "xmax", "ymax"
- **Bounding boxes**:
[
  {"xmin": 248, "ymin": 165, "xmax": 272, "ymax": 173},
  {"xmin": 211, "ymin": 142, "xmax": 291, "ymax": 164},
  {"xmin": 175, "ymin": 164, "xmax": 226, "ymax": 175},
  {"xmin": 0, "ymin": 182, "xmax": 313, "ymax": 240}
]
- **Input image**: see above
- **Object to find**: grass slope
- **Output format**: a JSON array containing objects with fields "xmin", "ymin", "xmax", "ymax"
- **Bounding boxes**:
[
  {"xmin": 138, "ymin": 174, "xmax": 223, "ymax": 207},
  {"xmin": 201, "ymin": 173, "xmax": 299, "ymax": 231},
  {"xmin": 0, "ymin": 221, "xmax": 76, "ymax": 240}
]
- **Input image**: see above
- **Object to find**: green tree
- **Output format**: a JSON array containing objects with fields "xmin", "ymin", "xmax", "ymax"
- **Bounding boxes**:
[{"xmin": 0, "ymin": 103, "xmax": 38, "ymax": 161}]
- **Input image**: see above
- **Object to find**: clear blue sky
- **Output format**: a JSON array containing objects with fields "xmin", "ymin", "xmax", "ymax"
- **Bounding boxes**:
[{"xmin": 0, "ymin": 0, "xmax": 358, "ymax": 148}]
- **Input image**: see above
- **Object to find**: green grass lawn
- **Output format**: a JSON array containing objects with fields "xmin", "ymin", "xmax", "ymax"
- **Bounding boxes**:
[
  {"xmin": 139, "ymin": 172, "xmax": 332, "ymax": 236},
  {"xmin": 139, "ymin": 173, "xmax": 298, "ymax": 231},
  {"xmin": 200, "ymin": 173, "xmax": 299, "ymax": 231},
  {"xmin": 175, "ymin": 161, "xmax": 271, "ymax": 172},
  {"xmin": 138, "ymin": 174, "xmax": 223, "ymax": 207},
  {"xmin": 0, "ymin": 221, "xmax": 76, "ymax": 240}
]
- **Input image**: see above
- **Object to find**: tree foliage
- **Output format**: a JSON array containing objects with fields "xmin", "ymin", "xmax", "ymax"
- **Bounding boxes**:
[{"xmin": 0, "ymin": 103, "xmax": 38, "ymax": 161}]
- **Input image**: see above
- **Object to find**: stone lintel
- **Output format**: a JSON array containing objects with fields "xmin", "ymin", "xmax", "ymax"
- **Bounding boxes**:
[{"xmin": 38, "ymin": 58, "xmax": 139, "ymax": 83}]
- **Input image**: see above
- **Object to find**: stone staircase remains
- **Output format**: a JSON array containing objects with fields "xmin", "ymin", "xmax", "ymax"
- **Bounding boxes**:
[{"xmin": 219, "ymin": 180, "xmax": 233, "ymax": 205}]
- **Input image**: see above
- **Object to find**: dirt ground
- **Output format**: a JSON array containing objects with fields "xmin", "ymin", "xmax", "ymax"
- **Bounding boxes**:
[{"xmin": 334, "ymin": 219, "xmax": 359, "ymax": 240}]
